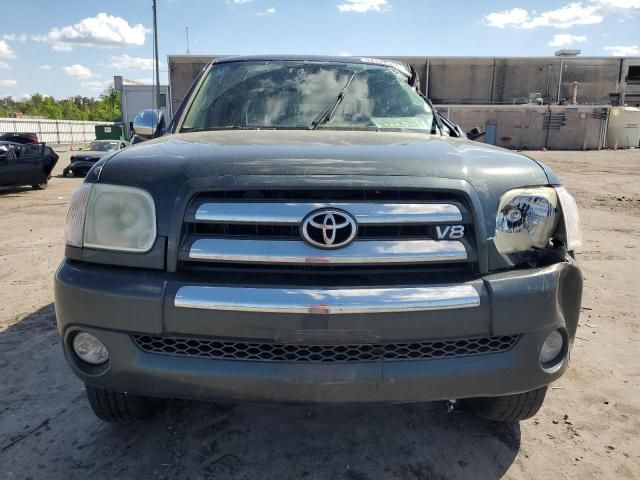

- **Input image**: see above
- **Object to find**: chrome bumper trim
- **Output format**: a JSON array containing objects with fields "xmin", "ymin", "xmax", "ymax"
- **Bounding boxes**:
[
  {"xmin": 193, "ymin": 202, "xmax": 463, "ymax": 224},
  {"xmin": 187, "ymin": 239, "xmax": 468, "ymax": 264},
  {"xmin": 174, "ymin": 285, "xmax": 480, "ymax": 314}
]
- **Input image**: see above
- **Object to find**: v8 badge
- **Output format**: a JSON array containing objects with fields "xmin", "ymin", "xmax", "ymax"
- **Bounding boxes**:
[{"xmin": 436, "ymin": 225, "xmax": 465, "ymax": 240}]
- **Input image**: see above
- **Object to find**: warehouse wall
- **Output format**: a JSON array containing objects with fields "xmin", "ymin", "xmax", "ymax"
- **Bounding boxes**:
[
  {"xmin": 383, "ymin": 57, "xmax": 622, "ymax": 105},
  {"xmin": 437, "ymin": 105, "xmax": 609, "ymax": 150}
]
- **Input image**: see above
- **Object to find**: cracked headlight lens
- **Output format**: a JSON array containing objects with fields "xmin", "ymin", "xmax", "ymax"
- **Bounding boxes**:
[{"xmin": 495, "ymin": 187, "xmax": 558, "ymax": 254}]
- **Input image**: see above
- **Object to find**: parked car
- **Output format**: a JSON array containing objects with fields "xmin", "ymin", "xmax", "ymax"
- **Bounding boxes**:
[
  {"xmin": 62, "ymin": 140, "xmax": 128, "ymax": 177},
  {"xmin": 0, "ymin": 141, "xmax": 58, "ymax": 190},
  {"xmin": 0, "ymin": 132, "xmax": 39, "ymax": 144},
  {"xmin": 55, "ymin": 56, "xmax": 583, "ymax": 424}
]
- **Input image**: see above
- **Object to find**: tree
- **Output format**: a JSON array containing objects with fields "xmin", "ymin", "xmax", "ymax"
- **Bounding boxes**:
[{"xmin": 0, "ymin": 88, "xmax": 121, "ymax": 121}]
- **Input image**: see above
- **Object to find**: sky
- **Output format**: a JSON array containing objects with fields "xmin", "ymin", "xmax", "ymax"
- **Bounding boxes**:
[{"xmin": 0, "ymin": 0, "xmax": 639, "ymax": 100}]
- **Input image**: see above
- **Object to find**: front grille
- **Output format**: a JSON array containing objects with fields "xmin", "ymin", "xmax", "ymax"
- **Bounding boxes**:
[
  {"xmin": 177, "ymin": 189, "xmax": 478, "ymax": 280},
  {"xmin": 132, "ymin": 335, "xmax": 519, "ymax": 363}
]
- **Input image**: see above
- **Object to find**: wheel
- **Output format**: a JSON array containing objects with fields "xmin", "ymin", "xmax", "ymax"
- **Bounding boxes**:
[
  {"xmin": 85, "ymin": 384, "xmax": 161, "ymax": 424},
  {"xmin": 32, "ymin": 180, "xmax": 48, "ymax": 190},
  {"xmin": 467, "ymin": 386, "xmax": 548, "ymax": 422}
]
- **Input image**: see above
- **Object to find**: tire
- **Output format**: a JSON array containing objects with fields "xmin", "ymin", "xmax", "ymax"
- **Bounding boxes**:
[
  {"xmin": 85, "ymin": 384, "xmax": 161, "ymax": 424},
  {"xmin": 32, "ymin": 180, "xmax": 48, "ymax": 190},
  {"xmin": 467, "ymin": 386, "xmax": 548, "ymax": 422}
]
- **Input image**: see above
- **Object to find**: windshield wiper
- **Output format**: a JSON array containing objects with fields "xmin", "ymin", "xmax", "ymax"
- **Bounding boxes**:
[{"xmin": 308, "ymin": 71, "xmax": 358, "ymax": 130}]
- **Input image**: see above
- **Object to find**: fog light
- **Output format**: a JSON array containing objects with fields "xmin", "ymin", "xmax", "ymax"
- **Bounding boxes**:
[
  {"xmin": 540, "ymin": 330, "xmax": 564, "ymax": 365},
  {"xmin": 73, "ymin": 332, "xmax": 109, "ymax": 364}
]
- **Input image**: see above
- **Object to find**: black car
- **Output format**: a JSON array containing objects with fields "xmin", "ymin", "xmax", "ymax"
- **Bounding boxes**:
[
  {"xmin": 63, "ymin": 140, "xmax": 128, "ymax": 177},
  {"xmin": 0, "ymin": 141, "xmax": 59, "ymax": 190},
  {"xmin": 0, "ymin": 132, "xmax": 39, "ymax": 144}
]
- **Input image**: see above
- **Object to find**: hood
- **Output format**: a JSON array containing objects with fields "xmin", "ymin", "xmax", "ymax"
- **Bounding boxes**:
[
  {"xmin": 97, "ymin": 130, "xmax": 554, "ymax": 237},
  {"xmin": 100, "ymin": 130, "xmax": 550, "ymax": 185}
]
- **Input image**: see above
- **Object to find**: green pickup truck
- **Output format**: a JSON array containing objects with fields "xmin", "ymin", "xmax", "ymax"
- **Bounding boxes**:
[{"xmin": 55, "ymin": 56, "xmax": 583, "ymax": 424}]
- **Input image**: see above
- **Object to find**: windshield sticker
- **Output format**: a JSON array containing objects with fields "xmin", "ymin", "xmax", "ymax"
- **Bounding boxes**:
[{"xmin": 371, "ymin": 117, "xmax": 430, "ymax": 129}]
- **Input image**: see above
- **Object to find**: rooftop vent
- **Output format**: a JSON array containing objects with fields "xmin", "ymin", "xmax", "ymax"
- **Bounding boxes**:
[{"xmin": 555, "ymin": 50, "xmax": 581, "ymax": 57}]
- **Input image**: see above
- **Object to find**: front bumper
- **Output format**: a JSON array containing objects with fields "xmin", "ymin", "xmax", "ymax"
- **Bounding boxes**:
[
  {"xmin": 63, "ymin": 161, "xmax": 96, "ymax": 175},
  {"xmin": 54, "ymin": 260, "xmax": 582, "ymax": 403}
]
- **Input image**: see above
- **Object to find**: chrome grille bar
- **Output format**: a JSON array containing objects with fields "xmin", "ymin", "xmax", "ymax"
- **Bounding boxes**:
[
  {"xmin": 186, "ymin": 239, "xmax": 468, "ymax": 264},
  {"xmin": 174, "ymin": 284, "xmax": 480, "ymax": 314},
  {"xmin": 193, "ymin": 202, "xmax": 463, "ymax": 224}
]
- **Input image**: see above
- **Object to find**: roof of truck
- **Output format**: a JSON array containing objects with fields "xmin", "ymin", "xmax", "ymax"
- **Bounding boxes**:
[{"xmin": 211, "ymin": 55, "xmax": 412, "ymax": 77}]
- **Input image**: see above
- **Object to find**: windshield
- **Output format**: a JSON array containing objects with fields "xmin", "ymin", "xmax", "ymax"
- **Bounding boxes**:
[
  {"xmin": 180, "ymin": 61, "xmax": 435, "ymax": 133},
  {"xmin": 89, "ymin": 141, "xmax": 119, "ymax": 151}
]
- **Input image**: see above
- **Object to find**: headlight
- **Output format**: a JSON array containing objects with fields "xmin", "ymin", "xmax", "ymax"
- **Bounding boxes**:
[
  {"xmin": 65, "ymin": 183, "xmax": 156, "ymax": 252},
  {"xmin": 65, "ymin": 183, "xmax": 92, "ymax": 247},
  {"xmin": 555, "ymin": 186, "xmax": 582, "ymax": 252},
  {"xmin": 495, "ymin": 187, "xmax": 558, "ymax": 254}
]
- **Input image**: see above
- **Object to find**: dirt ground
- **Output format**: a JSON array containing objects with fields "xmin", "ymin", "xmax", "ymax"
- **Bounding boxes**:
[{"xmin": 0, "ymin": 149, "xmax": 639, "ymax": 479}]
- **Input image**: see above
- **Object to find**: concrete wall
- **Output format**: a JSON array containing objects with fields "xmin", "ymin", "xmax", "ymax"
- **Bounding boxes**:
[
  {"xmin": 437, "ymin": 105, "xmax": 609, "ymax": 150},
  {"xmin": 619, "ymin": 58, "xmax": 640, "ymax": 106},
  {"xmin": 382, "ymin": 57, "xmax": 623, "ymax": 105}
]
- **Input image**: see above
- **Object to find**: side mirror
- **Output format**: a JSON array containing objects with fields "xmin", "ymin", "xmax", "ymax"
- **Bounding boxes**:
[
  {"xmin": 132, "ymin": 109, "xmax": 165, "ymax": 140},
  {"xmin": 466, "ymin": 127, "xmax": 486, "ymax": 141}
]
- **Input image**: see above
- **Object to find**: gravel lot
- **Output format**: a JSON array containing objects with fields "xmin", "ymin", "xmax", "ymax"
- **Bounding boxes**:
[{"xmin": 1, "ymin": 149, "xmax": 639, "ymax": 479}]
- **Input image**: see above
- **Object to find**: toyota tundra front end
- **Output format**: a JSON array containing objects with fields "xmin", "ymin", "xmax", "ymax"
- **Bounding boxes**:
[{"xmin": 54, "ymin": 56, "xmax": 583, "ymax": 424}]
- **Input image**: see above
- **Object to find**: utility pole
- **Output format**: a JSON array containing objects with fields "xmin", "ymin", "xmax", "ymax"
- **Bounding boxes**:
[
  {"xmin": 185, "ymin": 27, "xmax": 191, "ymax": 55},
  {"xmin": 152, "ymin": 0, "xmax": 161, "ymax": 113}
]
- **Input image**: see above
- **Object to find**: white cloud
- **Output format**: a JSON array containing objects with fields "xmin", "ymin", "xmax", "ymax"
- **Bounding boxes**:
[
  {"xmin": 485, "ymin": 1, "xmax": 640, "ymax": 29},
  {"xmin": 3, "ymin": 34, "xmax": 27, "ymax": 42},
  {"xmin": 34, "ymin": 13, "xmax": 147, "ymax": 52},
  {"xmin": 0, "ymin": 79, "xmax": 17, "ymax": 87},
  {"xmin": 595, "ymin": 0, "xmax": 640, "ymax": 10},
  {"xmin": 52, "ymin": 42, "xmax": 73, "ymax": 52},
  {"xmin": 257, "ymin": 7, "xmax": 276, "ymax": 15},
  {"xmin": 0, "ymin": 61, "xmax": 10, "ymax": 70},
  {"xmin": 81, "ymin": 80, "xmax": 109, "ymax": 91},
  {"xmin": 548, "ymin": 33, "xmax": 588, "ymax": 46},
  {"xmin": 485, "ymin": 2, "xmax": 603, "ymax": 29},
  {"xmin": 339, "ymin": 52, "xmax": 352, "ymax": 56},
  {"xmin": 528, "ymin": 3, "xmax": 603, "ymax": 28},
  {"xmin": 63, "ymin": 64, "xmax": 93, "ymax": 79},
  {"xmin": 604, "ymin": 45, "xmax": 640, "ymax": 55},
  {"xmin": 226, "ymin": 0, "xmax": 253, "ymax": 3},
  {"xmin": 106, "ymin": 54, "xmax": 154, "ymax": 70},
  {"xmin": 38, "ymin": 65, "xmax": 52, "ymax": 70},
  {"xmin": 0, "ymin": 40, "xmax": 16, "ymax": 59},
  {"xmin": 338, "ymin": 0, "xmax": 389, "ymax": 13},
  {"xmin": 485, "ymin": 8, "xmax": 530, "ymax": 28}
]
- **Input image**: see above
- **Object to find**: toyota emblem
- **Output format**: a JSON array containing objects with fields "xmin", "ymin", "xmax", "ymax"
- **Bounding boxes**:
[{"xmin": 301, "ymin": 208, "xmax": 358, "ymax": 249}]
